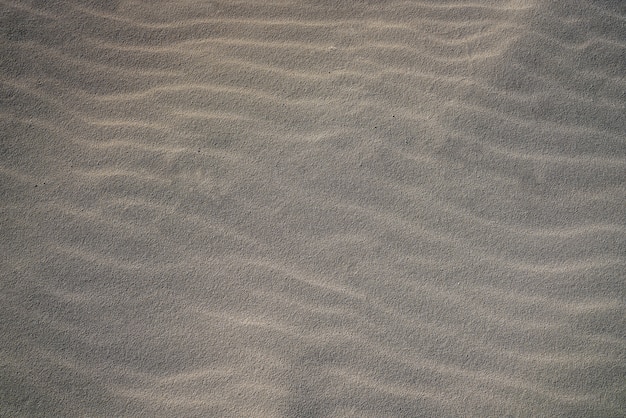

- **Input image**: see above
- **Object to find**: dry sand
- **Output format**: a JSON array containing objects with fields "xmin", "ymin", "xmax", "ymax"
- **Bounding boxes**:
[{"xmin": 1, "ymin": 0, "xmax": 625, "ymax": 416}]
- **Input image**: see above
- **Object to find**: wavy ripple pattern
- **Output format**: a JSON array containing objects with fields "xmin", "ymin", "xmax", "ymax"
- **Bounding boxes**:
[{"xmin": 1, "ymin": 0, "xmax": 625, "ymax": 416}]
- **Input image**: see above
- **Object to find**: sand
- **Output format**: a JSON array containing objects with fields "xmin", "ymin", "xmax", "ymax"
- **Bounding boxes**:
[{"xmin": 1, "ymin": 0, "xmax": 625, "ymax": 416}]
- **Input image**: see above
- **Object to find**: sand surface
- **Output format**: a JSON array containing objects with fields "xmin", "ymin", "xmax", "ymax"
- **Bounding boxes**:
[{"xmin": 1, "ymin": 0, "xmax": 625, "ymax": 416}]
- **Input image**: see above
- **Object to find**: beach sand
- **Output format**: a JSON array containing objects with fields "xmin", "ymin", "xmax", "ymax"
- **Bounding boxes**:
[{"xmin": 1, "ymin": 0, "xmax": 625, "ymax": 416}]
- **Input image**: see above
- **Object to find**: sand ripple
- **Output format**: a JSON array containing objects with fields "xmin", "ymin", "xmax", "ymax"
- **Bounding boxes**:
[{"xmin": 1, "ymin": 0, "xmax": 624, "ymax": 416}]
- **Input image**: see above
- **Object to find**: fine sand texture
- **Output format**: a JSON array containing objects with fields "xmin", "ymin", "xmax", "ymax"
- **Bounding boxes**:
[{"xmin": 1, "ymin": 0, "xmax": 625, "ymax": 416}]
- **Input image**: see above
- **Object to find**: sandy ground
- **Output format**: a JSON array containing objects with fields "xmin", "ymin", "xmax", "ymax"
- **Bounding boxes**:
[{"xmin": 1, "ymin": 0, "xmax": 625, "ymax": 416}]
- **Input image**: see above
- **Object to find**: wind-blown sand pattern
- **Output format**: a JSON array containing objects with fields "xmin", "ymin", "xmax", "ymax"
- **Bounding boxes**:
[{"xmin": 1, "ymin": 0, "xmax": 625, "ymax": 416}]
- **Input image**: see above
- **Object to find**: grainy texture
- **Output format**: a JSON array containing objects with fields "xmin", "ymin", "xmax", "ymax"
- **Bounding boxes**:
[{"xmin": 1, "ymin": 0, "xmax": 625, "ymax": 416}]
